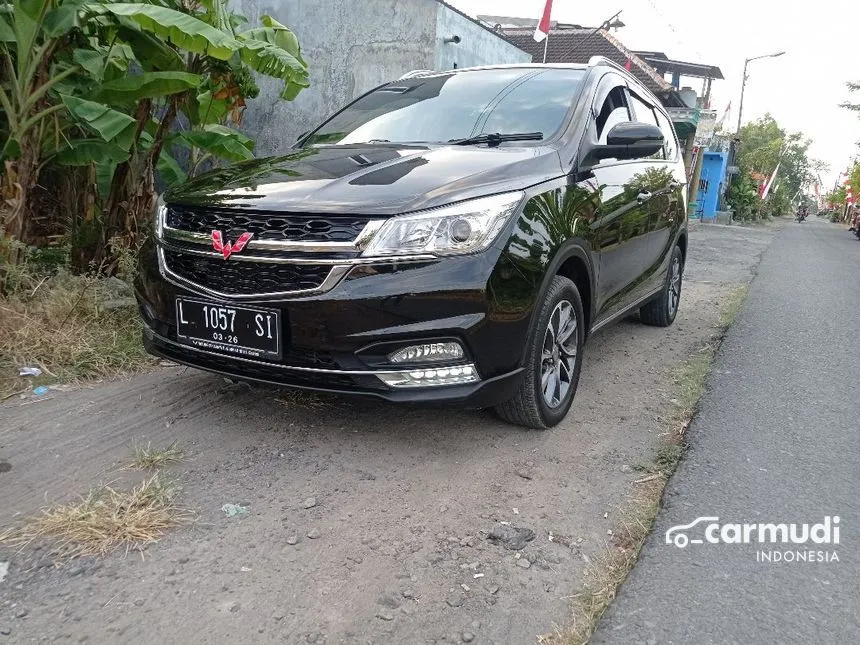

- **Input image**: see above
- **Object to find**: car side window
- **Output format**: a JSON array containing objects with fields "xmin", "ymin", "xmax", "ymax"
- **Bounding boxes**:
[
  {"xmin": 628, "ymin": 92, "xmax": 665, "ymax": 160},
  {"xmin": 654, "ymin": 109, "xmax": 679, "ymax": 160},
  {"xmin": 596, "ymin": 86, "xmax": 631, "ymax": 145}
]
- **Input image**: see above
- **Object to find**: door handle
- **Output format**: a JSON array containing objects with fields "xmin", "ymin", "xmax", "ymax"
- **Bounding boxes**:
[{"xmin": 637, "ymin": 191, "xmax": 652, "ymax": 204}]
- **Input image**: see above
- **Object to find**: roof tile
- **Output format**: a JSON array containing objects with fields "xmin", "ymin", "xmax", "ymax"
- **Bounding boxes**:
[{"xmin": 502, "ymin": 28, "xmax": 672, "ymax": 95}]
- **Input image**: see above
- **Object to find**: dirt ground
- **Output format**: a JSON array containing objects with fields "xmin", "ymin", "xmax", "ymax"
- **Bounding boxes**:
[{"xmin": 0, "ymin": 222, "xmax": 778, "ymax": 645}]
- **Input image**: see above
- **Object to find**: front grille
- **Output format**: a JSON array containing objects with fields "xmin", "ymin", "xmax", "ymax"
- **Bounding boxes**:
[
  {"xmin": 166, "ymin": 206, "xmax": 371, "ymax": 243},
  {"xmin": 164, "ymin": 250, "xmax": 330, "ymax": 295}
]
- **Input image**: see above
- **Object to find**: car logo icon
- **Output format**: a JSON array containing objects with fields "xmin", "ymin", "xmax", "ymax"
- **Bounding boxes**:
[
  {"xmin": 665, "ymin": 516, "xmax": 720, "ymax": 548},
  {"xmin": 212, "ymin": 230, "xmax": 253, "ymax": 259}
]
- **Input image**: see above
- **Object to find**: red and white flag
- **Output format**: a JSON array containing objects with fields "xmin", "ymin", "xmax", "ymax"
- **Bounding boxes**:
[
  {"xmin": 534, "ymin": 0, "xmax": 553, "ymax": 42},
  {"xmin": 760, "ymin": 162, "xmax": 780, "ymax": 199}
]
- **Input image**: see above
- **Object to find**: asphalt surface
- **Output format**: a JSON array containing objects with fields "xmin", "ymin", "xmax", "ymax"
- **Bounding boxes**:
[{"xmin": 593, "ymin": 218, "xmax": 860, "ymax": 644}]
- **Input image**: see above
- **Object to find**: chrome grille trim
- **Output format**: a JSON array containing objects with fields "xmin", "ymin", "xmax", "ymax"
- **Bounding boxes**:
[
  {"xmin": 162, "ymin": 219, "xmax": 386, "ymax": 254},
  {"xmin": 158, "ymin": 239, "xmax": 435, "ymax": 266}
]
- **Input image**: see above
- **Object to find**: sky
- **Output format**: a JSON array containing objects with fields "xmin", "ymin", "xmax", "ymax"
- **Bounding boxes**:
[{"xmin": 449, "ymin": 0, "xmax": 860, "ymax": 189}]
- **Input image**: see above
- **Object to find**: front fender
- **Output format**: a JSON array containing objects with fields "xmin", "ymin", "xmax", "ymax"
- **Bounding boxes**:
[{"xmin": 487, "ymin": 184, "xmax": 599, "ymax": 371}]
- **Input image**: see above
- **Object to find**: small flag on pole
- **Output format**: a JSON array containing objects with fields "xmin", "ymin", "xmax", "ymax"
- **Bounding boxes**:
[
  {"xmin": 760, "ymin": 162, "xmax": 780, "ymax": 199},
  {"xmin": 534, "ymin": 0, "xmax": 554, "ymax": 42}
]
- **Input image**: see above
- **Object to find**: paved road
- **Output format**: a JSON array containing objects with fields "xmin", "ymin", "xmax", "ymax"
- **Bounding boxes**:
[{"xmin": 593, "ymin": 218, "xmax": 860, "ymax": 644}]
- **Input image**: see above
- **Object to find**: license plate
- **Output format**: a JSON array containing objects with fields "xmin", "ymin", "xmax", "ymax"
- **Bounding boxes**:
[{"xmin": 175, "ymin": 298, "xmax": 281, "ymax": 360}]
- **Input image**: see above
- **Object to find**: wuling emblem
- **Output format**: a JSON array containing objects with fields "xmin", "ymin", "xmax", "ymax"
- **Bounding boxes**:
[{"xmin": 211, "ymin": 230, "xmax": 253, "ymax": 260}]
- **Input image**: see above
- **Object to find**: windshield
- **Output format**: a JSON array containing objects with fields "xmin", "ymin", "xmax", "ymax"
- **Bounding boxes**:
[{"xmin": 302, "ymin": 68, "xmax": 586, "ymax": 146}]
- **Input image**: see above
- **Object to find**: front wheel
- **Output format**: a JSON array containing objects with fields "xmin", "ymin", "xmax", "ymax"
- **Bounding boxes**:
[
  {"xmin": 640, "ymin": 245, "xmax": 684, "ymax": 327},
  {"xmin": 495, "ymin": 276, "xmax": 585, "ymax": 429}
]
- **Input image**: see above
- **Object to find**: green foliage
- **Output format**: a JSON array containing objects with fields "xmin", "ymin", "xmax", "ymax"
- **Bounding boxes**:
[
  {"xmin": 55, "ymin": 139, "xmax": 130, "ymax": 165},
  {"xmin": 178, "ymin": 125, "xmax": 254, "ymax": 162},
  {"xmin": 726, "ymin": 171, "xmax": 759, "ymax": 221},
  {"xmin": 60, "ymin": 95, "xmax": 137, "ymax": 146},
  {"xmin": 1, "ymin": 0, "xmax": 309, "ymax": 272},
  {"xmin": 86, "ymin": 3, "xmax": 240, "ymax": 61},
  {"xmin": 733, "ymin": 114, "xmax": 817, "ymax": 220},
  {"xmin": 93, "ymin": 71, "xmax": 202, "ymax": 103},
  {"xmin": 840, "ymin": 81, "xmax": 860, "ymax": 113}
]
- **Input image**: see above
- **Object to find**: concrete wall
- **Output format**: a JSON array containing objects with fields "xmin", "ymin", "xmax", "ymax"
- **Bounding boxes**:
[
  {"xmin": 232, "ymin": 0, "xmax": 438, "ymax": 157},
  {"xmin": 434, "ymin": 4, "xmax": 532, "ymax": 71}
]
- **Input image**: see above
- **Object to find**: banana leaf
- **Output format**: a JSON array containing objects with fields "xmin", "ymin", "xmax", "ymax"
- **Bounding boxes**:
[{"xmin": 94, "ymin": 71, "xmax": 201, "ymax": 103}]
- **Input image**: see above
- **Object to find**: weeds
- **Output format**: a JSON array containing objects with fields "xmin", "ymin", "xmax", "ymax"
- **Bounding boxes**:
[
  {"xmin": 668, "ymin": 349, "xmax": 714, "ymax": 437},
  {"xmin": 0, "ymin": 474, "xmax": 190, "ymax": 559},
  {"xmin": 654, "ymin": 445, "xmax": 684, "ymax": 474},
  {"xmin": 126, "ymin": 442, "xmax": 185, "ymax": 470},
  {"xmin": 1, "ymin": 247, "xmax": 153, "ymax": 398},
  {"xmin": 719, "ymin": 284, "xmax": 749, "ymax": 329}
]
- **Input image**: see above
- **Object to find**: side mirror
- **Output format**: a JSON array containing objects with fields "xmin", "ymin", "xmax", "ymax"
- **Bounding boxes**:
[{"xmin": 590, "ymin": 121, "xmax": 665, "ymax": 163}]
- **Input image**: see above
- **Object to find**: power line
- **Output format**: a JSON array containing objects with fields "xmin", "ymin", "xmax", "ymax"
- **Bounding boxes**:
[{"xmin": 643, "ymin": 0, "xmax": 704, "ymax": 60}]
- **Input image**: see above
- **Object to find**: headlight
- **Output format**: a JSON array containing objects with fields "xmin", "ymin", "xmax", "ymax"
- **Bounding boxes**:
[
  {"xmin": 154, "ymin": 194, "xmax": 166, "ymax": 239},
  {"xmin": 361, "ymin": 192, "xmax": 523, "ymax": 257}
]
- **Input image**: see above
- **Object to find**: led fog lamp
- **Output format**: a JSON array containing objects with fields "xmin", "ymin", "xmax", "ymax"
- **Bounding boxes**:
[
  {"xmin": 388, "ymin": 342, "xmax": 464, "ymax": 364},
  {"xmin": 378, "ymin": 364, "xmax": 479, "ymax": 388}
]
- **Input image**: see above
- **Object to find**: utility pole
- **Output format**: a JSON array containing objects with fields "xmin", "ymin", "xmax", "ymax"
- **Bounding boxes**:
[{"xmin": 736, "ymin": 51, "xmax": 786, "ymax": 136}]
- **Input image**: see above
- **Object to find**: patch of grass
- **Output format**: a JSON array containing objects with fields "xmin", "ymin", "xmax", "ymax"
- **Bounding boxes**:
[
  {"xmin": 125, "ymin": 441, "xmax": 185, "ymax": 470},
  {"xmin": 0, "ymin": 474, "xmax": 190, "ymax": 559},
  {"xmin": 669, "ymin": 349, "xmax": 714, "ymax": 437},
  {"xmin": 719, "ymin": 284, "xmax": 750, "ymax": 330},
  {"xmin": 654, "ymin": 444, "xmax": 684, "ymax": 474},
  {"xmin": 546, "ymin": 284, "xmax": 753, "ymax": 644},
  {"xmin": 0, "ymin": 269, "xmax": 154, "ymax": 398}
]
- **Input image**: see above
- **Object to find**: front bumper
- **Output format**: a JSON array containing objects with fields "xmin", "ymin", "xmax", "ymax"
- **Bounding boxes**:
[{"xmin": 135, "ymin": 240, "xmax": 529, "ymax": 408}]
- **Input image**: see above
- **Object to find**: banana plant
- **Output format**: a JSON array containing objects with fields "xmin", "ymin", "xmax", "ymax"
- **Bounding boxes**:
[
  {"xmin": 0, "ymin": 0, "xmax": 309, "ymax": 270},
  {"xmin": 0, "ymin": 0, "xmax": 79, "ymax": 263}
]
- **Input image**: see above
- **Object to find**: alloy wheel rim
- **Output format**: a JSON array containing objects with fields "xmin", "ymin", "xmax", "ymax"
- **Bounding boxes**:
[
  {"xmin": 540, "ymin": 300, "xmax": 578, "ymax": 409},
  {"xmin": 668, "ymin": 257, "xmax": 682, "ymax": 317}
]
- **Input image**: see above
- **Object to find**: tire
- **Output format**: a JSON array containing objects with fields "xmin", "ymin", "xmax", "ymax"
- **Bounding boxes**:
[
  {"xmin": 640, "ymin": 245, "xmax": 684, "ymax": 327},
  {"xmin": 495, "ymin": 275, "xmax": 585, "ymax": 429}
]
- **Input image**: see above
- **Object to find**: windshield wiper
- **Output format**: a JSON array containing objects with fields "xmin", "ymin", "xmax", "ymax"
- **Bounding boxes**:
[{"xmin": 448, "ymin": 132, "xmax": 544, "ymax": 147}]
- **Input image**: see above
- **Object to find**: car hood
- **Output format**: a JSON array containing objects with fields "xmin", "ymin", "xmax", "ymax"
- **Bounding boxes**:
[{"xmin": 165, "ymin": 143, "xmax": 563, "ymax": 215}]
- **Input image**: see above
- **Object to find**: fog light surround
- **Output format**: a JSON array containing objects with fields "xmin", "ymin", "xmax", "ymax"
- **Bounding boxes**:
[
  {"xmin": 377, "ymin": 364, "xmax": 479, "ymax": 388},
  {"xmin": 388, "ymin": 341, "xmax": 465, "ymax": 364}
]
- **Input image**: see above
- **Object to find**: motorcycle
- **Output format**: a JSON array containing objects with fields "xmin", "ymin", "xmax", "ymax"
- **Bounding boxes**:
[{"xmin": 852, "ymin": 211, "xmax": 860, "ymax": 239}]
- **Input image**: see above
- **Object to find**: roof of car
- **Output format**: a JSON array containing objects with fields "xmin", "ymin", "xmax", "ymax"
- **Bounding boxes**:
[{"xmin": 399, "ymin": 60, "xmax": 664, "ymax": 104}]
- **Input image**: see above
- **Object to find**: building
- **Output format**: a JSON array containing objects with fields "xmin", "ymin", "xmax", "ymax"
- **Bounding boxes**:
[{"xmin": 232, "ymin": 0, "xmax": 532, "ymax": 156}]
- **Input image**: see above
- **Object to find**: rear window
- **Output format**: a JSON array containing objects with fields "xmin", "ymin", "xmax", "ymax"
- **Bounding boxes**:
[{"xmin": 304, "ymin": 68, "xmax": 586, "ymax": 146}]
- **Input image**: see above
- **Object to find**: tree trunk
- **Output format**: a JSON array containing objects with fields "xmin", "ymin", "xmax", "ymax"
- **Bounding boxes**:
[
  {"xmin": 1, "ymin": 128, "xmax": 41, "ymax": 267},
  {"xmin": 125, "ymin": 93, "xmax": 181, "ymax": 240},
  {"xmin": 84, "ymin": 98, "xmax": 153, "ymax": 272}
]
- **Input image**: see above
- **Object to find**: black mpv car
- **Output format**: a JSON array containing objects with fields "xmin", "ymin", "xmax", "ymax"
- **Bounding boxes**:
[{"xmin": 136, "ymin": 58, "xmax": 688, "ymax": 429}]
